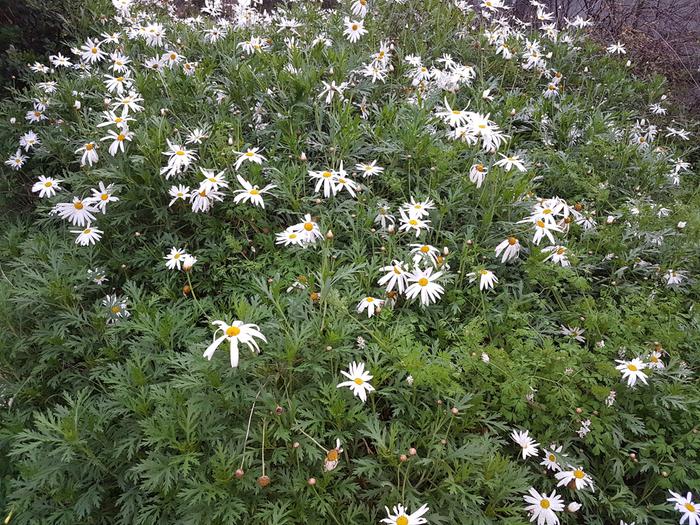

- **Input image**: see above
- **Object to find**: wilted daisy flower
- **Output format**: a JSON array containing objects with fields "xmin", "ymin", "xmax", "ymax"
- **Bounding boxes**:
[
  {"xmin": 76, "ymin": 142, "xmax": 99, "ymax": 166},
  {"xmin": 31, "ymin": 176, "xmax": 63, "ymax": 198},
  {"xmin": 511, "ymin": 429, "xmax": 539, "ymax": 459},
  {"xmin": 560, "ymin": 325, "xmax": 585, "ymax": 343},
  {"xmin": 357, "ymin": 296, "xmax": 384, "ymax": 318},
  {"xmin": 468, "ymin": 269, "xmax": 498, "ymax": 291},
  {"xmin": 555, "ymin": 466, "xmax": 594, "ymax": 491},
  {"xmin": 664, "ymin": 269, "xmax": 686, "ymax": 287},
  {"xmin": 337, "ymin": 361, "xmax": 374, "ymax": 402},
  {"xmin": 469, "ymin": 163, "xmax": 488, "ymax": 188},
  {"xmin": 204, "ymin": 320, "xmax": 267, "ymax": 368},
  {"xmin": 543, "ymin": 245, "xmax": 571, "ymax": 267},
  {"xmin": 380, "ymin": 503, "xmax": 429, "ymax": 525},
  {"xmin": 102, "ymin": 294, "xmax": 130, "ymax": 324},
  {"xmin": 324, "ymin": 439, "xmax": 343, "ymax": 471},
  {"xmin": 87, "ymin": 268, "xmax": 108, "ymax": 285},
  {"xmin": 495, "ymin": 237, "xmax": 520, "ymax": 263},
  {"xmin": 410, "ymin": 244, "xmax": 440, "ymax": 266},
  {"xmin": 615, "ymin": 358, "xmax": 648, "ymax": 387},
  {"xmin": 309, "ymin": 169, "xmax": 339, "ymax": 198},
  {"xmin": 523, "ymin": 488, "xmax": 564, "ymax": 525},
  {"xmin": 378, "ymin": 260, "xmax": 410, "ymax": 293},
  {"xmin": 101, "ymin": 128, "xmax": 134, "ymax": 156}
]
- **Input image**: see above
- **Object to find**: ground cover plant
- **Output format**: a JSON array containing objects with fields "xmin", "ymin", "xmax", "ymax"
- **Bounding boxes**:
[{"xmin": 0, "ymin": 0, "xmax": 699, "ymax": 523}]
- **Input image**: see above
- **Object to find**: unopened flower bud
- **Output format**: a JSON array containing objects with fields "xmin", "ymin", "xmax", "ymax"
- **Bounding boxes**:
[
  {"xmin": 235, "ymin": 469, "xmax": 244, "ymax": 479},
  {"xmin": 308, "ymin": 477, "xmax": 316, "ymax": 485},
  {"xmin": 567, "ymin": 502, "xmax": 581, "ymax": 513},
  {"xmin": 399, "ymin": 454, "xmax": 408, "ymax": 462},
  {"xmin": 409, "ymin": 447, "xmax": 417, "ymax": 456},
  {"xmin": 257, "ymin": 475, "xmax": 270, "ymax": 487},
  {"xmin": 325, "ymin": 230, "xmax": 334, "ymax": 239}
]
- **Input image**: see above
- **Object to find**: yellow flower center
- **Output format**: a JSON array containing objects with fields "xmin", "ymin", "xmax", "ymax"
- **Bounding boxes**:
[
  {"xmin": 44, "ymin": 181, "xmax": 53, "ymax": 187},
  {"xmin": 480, "ymin": 269, "xmax": 488, "ymax": 275},
  {"xmin": 366, "ymin": 297, "xmax": 374, "ymax": 302},
  {"xmin": 396, "ymin": 517, "xmax": 409, "ymax": 525},
  {"xmin": 627, "ymin": 364, "xmax": 638, "ymax": 372},
  {"xmin": 543, "ymin": 208, "xmax": 552, "ymax": 214},
  {"xmin": 539, "ymin": 499, "xmax": 550, "ymax": 509},
  {"xmin": 476, "ymin": 164, "xmax": 485, "ymax": 172},
  {"xmin": 536, "ymin": 219, "xmax": 545, "ymax": 228},
  {"xmin": 420, "ymin": 245, "xmax": 430, "ymax": 253},
  {"xmin": 351, "ymin": 24, "xmax": 358, "ymax": 31},
  {"xmin": 326, "ymin": 449, "xmax": 339, "ymax": 461},
  {"xmin": 452, "ymin": 110, "xmax": 461, "ymax": 115},
  {"xmin": 111, "ymin": 305, "xmax": 121, "ymax": 313},
  {"xmin": 250, "ymin": 189, "xmax": 260, "ymax": 195},
  {"xmin": 199, "ymin": 191, "xmax": 207, "ymax": 197},
  {"xmin": 409, "ymin": 219, "xmax": 418, "ymax": 226},
  {"xmin": 176, "ymin": 150, "xmax": 185, "ymax": 156},
  {"xmin": 83, "ymin": 229, "xmax": 91, "ymax": 234},
  {"xmin": 116, "ymin": 76, "xmax": 124, "ymax": 82},
  {"xmin": 304, "ymin": 222, "xmax": 314, "ymax": 231},
  {"xmin": 174, "ymin": 253, "xmax": 181, "ymax": 259},
  {"xmin": 322, "ymin": 171, "xmax": 332, "ymax": 178},
  {"xmin": 338, "ymin": 178, "xmax": 346, "ymax": 184},
  {"xmin": 508, "ymin": 237, "xmax": 517, "ymax": 245},
  {"xmin": 573, "ymin": 469, "xmax": 585, "ymax": 479},
  {"xmin": 556, "ymin": 248, "xmax": 565, "ymax": 255},
  {"xmin": 117, "ymin": 133, "xmax": 125, "ymax": 141},
  {"xmin": 246, "ymin": 151, "xmax": 255, "ymax": 157},
  {"xmin": 91, "ymin": 47, "xmax": 98, "ymax": 53},
  {"xmin": 354, "ymin": 377, "xmax": 364, "ymax": 385},
  {"xmin": 393, "ymin": 267, "xmax": 402, "ymax": 275},
  {"xmin": 170, "ymin": 53, "xmax": 177, "ymax": 60},
  {"xmin": 74, "ymin": 201, "xmax": 84, "ymax": 210},
  {"xmin": 685, "ymin": 503, "xmax": 696, "ymax": 513},
  {"xmin": 289, "ymin": 233, "xmax": 297, "ymax": 239},
  {"xmin": 548, "ymin": 454, "xmax": 556, "ymax": 462},
  {"xmin": 85, "ymin": 143, "xmax": 94, "ymax": 151},
  {"xmin": 101, "ymin": 194, "xmax": 109, "ymax": 201},
  {"xmin": 226, "ymin": 326, "xmax": 241, "ymax": 337},
  {"xmin": 418, "ymin": 277, "xmax": 429, "ymax": 286}
]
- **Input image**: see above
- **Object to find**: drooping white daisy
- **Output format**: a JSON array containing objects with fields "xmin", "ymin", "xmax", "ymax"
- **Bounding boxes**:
[
  {"xmin": 232, "ymin": 175, "xmax": 276, "ymax": 208},
  {"xmin": 323, "ymin": 439, "xmax": 344, "ymax": 472},
  {"xmin": 357, "ymin": 296, "xmax": 384, "ymax": 318},
  {"xmin": 511, "ymin": 429, "xmax": 539, "ymax": 459},
  {"xmin": 234, "ymin": 147, "xmax": 266, "ymax": 170},
  {"xmin": 468, "ymin": 269, "xmax": 498, "ymax": 291},
  {"xmin": 469, "ymin": 163, "xmax": 488, "ymax": 188},
  {"xmin": 555, "ymin": 466, "xmax": 594, "ymax": 491},
  {"xmin": 31, "ymin": 176, "xmax": 63, "ymax": 198},
  {"xmin": 70, "ymin": 224, "xmax": 103, "ymax": 246},
  {"xmin": 336, "ymin": 361, "xmax": 375, "ymax": 402},
  {"xmin": 76, "ymin": 142, "xmax": 99, "ymax": 166},
  {"xmin": 378, "ymin": 260, "xmax": 410, "ymax": 293},
  {"xmin": 380, "ymin": 503, "xmax": 429, "ymax": 525},
  {"xmin": 523, "ymin": 488, "xmax": 564, "ymax": 525},
  {"xmin": 334, "ymin": 175, "xmax": 360, "ymax": 197},
  {"xmin": 161, "ymin": 141, "xmax": 197, "ymax": 179},
  {"xmin": 410, "ymin": 244, "xmax": 440, "ymax": 266},
  {"xmin": 405, "ymin": 267, "xmax": 444, "ymax": 306},
  {"xmin": 203, "ymin": 320, "xmax": 267, "ymax": 368},
  {"xmin": 309, "ymin": 169, "xmax": 339, "ymax": 198},
  {"xmin": 495, "ymin": 237, "xmax": 521, "ymax": 263},
  {"xmin": 101, "ymin": 129, "xmax": 133, "ymax": 156},
  {"xmin": 615, "ymin": 358, "xmax": 648, "ymax": 387}
]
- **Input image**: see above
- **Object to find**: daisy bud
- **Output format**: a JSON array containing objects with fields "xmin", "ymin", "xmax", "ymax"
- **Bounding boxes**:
[
  {"xmin": 567, "ymin": 502, "xmax": 582, "ymax": 513},
  {"xmin": 299, "ymin": 151, "xmax": 307, "ymax": 161},
  {"xmin": 440, "ymin": 439, "xmax": 447, "ymax": 445},
  {"xmin": 315, "ymin": 198, "xmax": 322, "ymax": 204},
  {"xmin": 227, "ymin": 136, "xmax": 233, "ymax": 145},
  {"xmin": 466, "ymin": 239, "xmax": 473, "ymax": 245},
  {"xmin": 436, "ymin": 399, "xmax": 443, "ymax": 405},
  {"xmin": 575, "ymin": 407, "xmax": 582, "ymax": 414},
  {"xmin": 625, "ymin": 60, "xmax": 631, "ymax": 67},
  {"xmin": 443, "ymin": 247, "xmax": 449, "ymax": 255},
  {"xmin": 293, "ymin": 442, "xmax": 300, "ymax": 448},
  {"xmin": 257, "ymin": 475, "xmax": 271, "ymax": 487},
  {"xmin": 409, "ymin": 447, "xmax": 417, "ymax": 456},
  {"xmin": 104, "ymin": 98, "xmax": 111, "ymax": 106},
  {"xmin": 74, "ymin": 100, "xmax": 81, "ymax": 109},
  {"xmin": 451, "ymin": 407, "xmax": 459, "ymax": 415},
  {"xmin": 307, "ymin": 477, "xmax": 316, "ymax": 486},
  {"xmin": 677, "ymin": 221, "xmax": 686, "ymax": 229},
  {"xmin": 325, "ymin": 230, "xmax": 334, "ymax": 239},
  {"xmin": 387, "ymin": 225, "xmax": 395, "ymax": 233},
  {"xmin": 182, "ymin": 284, "xmax": 191, "ymax": 296},
  {"xmin": 325, "ymin": 346, "xmax": 332, "ymax": 351},
  {"xmin": 235, "ymin": 469, "xmax": 244, "ymax": 479},
  {"xmin": 275, "ymin": 405, "xmax": 284, "ymax": 415},
  {"xmin": 510, "ymin": 108, "xmax": 516, "ymax": 116},
  {"xmin": 399, "ymin": 454, "xmax": 408, "ymax": 462},
  {"xmin": 662, "ymin": 471, "xmax": 669, "ymax": 477},
  {"xmin": 629, "ymin": 452, "xmax": 636, "ymax": 459},
  {"xmin": 406, "ymin": 375, "xmax": 414, "ymax": 385}
]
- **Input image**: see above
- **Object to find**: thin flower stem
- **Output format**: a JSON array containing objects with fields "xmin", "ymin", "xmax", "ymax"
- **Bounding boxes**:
[{"xmin": 240, "ymin": 383, "xmax": 267, "ymax": 470}]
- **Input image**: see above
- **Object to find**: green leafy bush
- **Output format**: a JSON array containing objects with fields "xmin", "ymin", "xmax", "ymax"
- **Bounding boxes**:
[{"xmin": 0, "ymin": 0, "xmax": 698, "ymax": 524}]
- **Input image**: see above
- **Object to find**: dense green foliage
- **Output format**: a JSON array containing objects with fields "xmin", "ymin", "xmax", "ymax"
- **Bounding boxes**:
[{"xmin": 0, "ymin": 0, "xmax": 698, "ymax": 524}]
